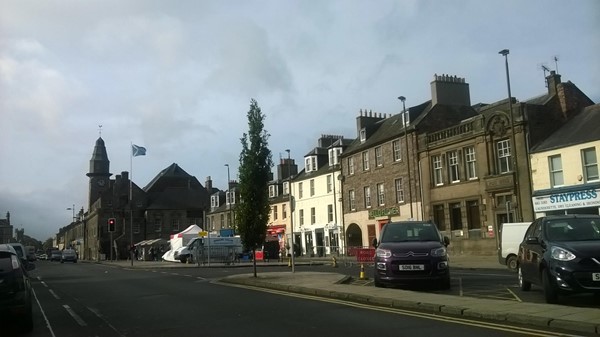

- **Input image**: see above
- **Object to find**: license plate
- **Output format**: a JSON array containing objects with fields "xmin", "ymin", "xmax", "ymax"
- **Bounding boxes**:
[
  {"xmin": 593, "ymin": 273, "xmax": 600, "ymax": 281},
  {"xmin": 399, "ymin": 264, "xmax": 424, "ymax": 271}
]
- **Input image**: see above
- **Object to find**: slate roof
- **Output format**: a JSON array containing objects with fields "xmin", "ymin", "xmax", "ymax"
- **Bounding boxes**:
[
  {"xmin": 530, "ymin": 104, "xmax": 600, "ymax": 153},
  {"xmin": 143, "ymin": 163, "xmax": 209, "ymax": 210}
]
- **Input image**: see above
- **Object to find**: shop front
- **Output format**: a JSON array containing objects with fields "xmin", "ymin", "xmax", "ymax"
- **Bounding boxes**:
[{"xmin": 532, "ymin": 183, "xmax": 600, "ymax": 216}]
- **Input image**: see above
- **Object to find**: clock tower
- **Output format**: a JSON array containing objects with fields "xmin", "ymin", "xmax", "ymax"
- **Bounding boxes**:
[{"xmin": 86, "ymin": 137, "xmax": 112, "ymax": 208}]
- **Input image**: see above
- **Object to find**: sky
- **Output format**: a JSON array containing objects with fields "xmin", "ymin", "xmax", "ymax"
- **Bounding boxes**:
[{"xmin": 1, "ymin": 0, "xmax": 599, "ymax": 242}]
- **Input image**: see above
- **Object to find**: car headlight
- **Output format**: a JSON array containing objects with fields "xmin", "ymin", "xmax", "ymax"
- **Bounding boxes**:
[
  {"xmin": 431, "ymin": 246, "xmax": 447, "ymax": 257},
  {"xmin": 551, "ymin": 246, "xmax": 576, "ymax": 261},
  {"xmin": 376, "ymin": 248, "xmax": 391, "ymax": 258}
]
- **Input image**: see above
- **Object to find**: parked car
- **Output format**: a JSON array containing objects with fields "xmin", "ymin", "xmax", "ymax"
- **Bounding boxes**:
[
  {"xmin": 498, "ymin": 222, "xmax": 531, "ymax": 271},
  {"xmin": 49, "ymin": 250, "xmax": 62, "ymax": 262},
  {"xmin": 61, "ymin": 249, "xmax": 78, "ymax": 263},
  {"xmin": 372, "ymin": 221, "xmax": 451, "ymax": 289},
  {"xmin": 0, "ymin": 244, "xmax": 35, "ymax": 332},
  {"xmin": 7, "ymin": 243, "xmax": 26, "ymax": 261},
  {"xmin": 517, "ymin": 214, "xmax": 600, "ymax": 304}
]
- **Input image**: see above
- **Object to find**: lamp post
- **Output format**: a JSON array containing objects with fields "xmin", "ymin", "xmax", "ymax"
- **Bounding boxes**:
[
  {"xmin": 224, "ymin": 164, "xmax": 233, "ymax": 231},
  {"xmin": 66, "ymin": 204, "xmax": 75, "ymax": 223},
  {"xmin": 286, "ymin": 149, "xmax": 295, "ymax": 273},
  {"xmin": 398, "ymin": 96, "xmax": 414, "ymax": 220},
  {"xmin": 499, "ymin": 49, "xmax": 522, "ymax": 222}
]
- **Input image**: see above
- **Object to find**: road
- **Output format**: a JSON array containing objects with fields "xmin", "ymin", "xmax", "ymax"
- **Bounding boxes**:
[{"xmin": 4, "ymin": 261, "xmax": 588, "ymax": 337}]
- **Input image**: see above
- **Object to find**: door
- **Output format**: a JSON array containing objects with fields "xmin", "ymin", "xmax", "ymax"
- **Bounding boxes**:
[
  {"xmin": 315, "ymin": 229, "xmax": 324, "ymax": 257},
  {"xmin": 519, "ymin": 220, "xmax": 542, "ymax": 284}
]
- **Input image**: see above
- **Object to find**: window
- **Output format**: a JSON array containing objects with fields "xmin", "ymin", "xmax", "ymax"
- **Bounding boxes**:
[
  {"xmin": 229, "ymin": 191, "xmax": 236, "ymax": 204},
  {"xmin": 311, "ymin": 207, "xmax": 316, "ymax": 224},
  {"xmin": 283, "ymin": 181, "xmax": 289, "ymax": 195},
  {"xmin": 465, "ymin": 146, "xmax": 477, "ymax": 180},
  {"xmin": 282, "ymin": 204, "xmax": 287, "ymax": 219},
  {"xmin": 220, "ymin": 214, "xmax": 225, "ymax": 228},
  {"xmin": 299, "ymin": 182, "xmax": 303, "ymax": 198},
  {"xmin": 349, "ymin": 190, "xmax": 356, "ymax": 210},
  {"xmin": 360, "ymin": 128, "xmax": 366, "ymax": 142},
  {"xmin": 273, "ymin": 205, "xmax": 278, "ymax": 220},
  {"xmin": 269, "ymin": 185, "xmax": 277, "ymax": 198},
  {"xmin": 329, "ymin": 148, "xmax": 342, "ymax": 166},
  {"xmin": 328, "ymin": 204, "xmax": 333, "ymax": 222},
  {"xmin": 310, "ymin": 179, "xmax": 315, "ymax": 196},
  {"xmin": 375, "ymin": 146, "xmax": 383, "ymax": 167},
  {"xmin": 311, "ymin": 156, "xmax": 317, "ymax": 171},
  {"xmin": 362, "ymin": 151, "xmax": 369, "ymax": 171},
  {"xmin": 305, "ymin": 156, "xmax": 317, "ymax": 172},
  {"xmin": 299, "ymin": 209, "xmax": 304, "ymax": 226},
  {"xmin": 392, "ymin": 139, "xmax": 401, "ymax": 161},
  {"xmin": 433, "ymin": 155, "xmax": 443, "ymax": 186},
  {"xmin": 395, "ymin": 178, "xmax": 404, "ymax": 203},
  {"xmin": 348, "ymin": 157, "xmax": 355, "ymax": 175},
  {"xmin": 172, "ymin": 219, "xmax": 180, "ymax": 232},
  {"xmin": 433, "ymin": 205, "xmax": 445, "ymax": 231},
  {"xmin": 449, "ymin": 202, "xmax": 462, "ymax": 231},
  {"xmin": 327, "ymin": 175, "xmax": 332, "ymax": 193},
  {"xmin": 448, "ymin": 150, "xmax": 460, "ymax": 182},
  {"xmin": 211, "ymin": 195, "xmax": 219, "ymax": 208},
  {"xmin": 364, "ymin": 186, "xmax": 371, "ymax": 208},
  {"xmin": 377, "ymin": 183, "xmax": 385, "ymax": 206},
  {"xmin": 549, "ymin": 155, "xmax": 564, "ymax": 187},
  {"xmin": 497, "ymin": 139, "xmax": 512, "ymax": 173},
  {"xmin": 582, "ymin": 148, "xmax": 599, "ymax": 182},
  {"xmin": 154, "ymin": 218, "xmax": 162, "ymax": 232}
]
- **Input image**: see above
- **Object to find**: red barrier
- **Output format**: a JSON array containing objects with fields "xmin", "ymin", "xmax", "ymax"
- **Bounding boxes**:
[{"xmin": 356, "ymin": 248, "xmax": 375, "ymax": 263}]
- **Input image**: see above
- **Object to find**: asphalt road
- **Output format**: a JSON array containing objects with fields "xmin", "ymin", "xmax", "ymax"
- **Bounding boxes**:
[{"xmin": 4, "ymin": 261, "xmax": 584, "ymax": 337}]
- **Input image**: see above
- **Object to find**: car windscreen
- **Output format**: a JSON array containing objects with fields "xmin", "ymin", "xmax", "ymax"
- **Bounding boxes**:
[
  {"xmin": 546, "ymin": 218, "xmax": 600, "ymax": 241},
  {"xmin": 0, "ymin": 252, "xmax": 15, "ymax": 272},
  {"xmin": 381, "ymin": 223, "xmax": 440, "ymax": 242},
  {"xmin": 11, "ymin": 245, "xmax": 24, "ymax": 258}
]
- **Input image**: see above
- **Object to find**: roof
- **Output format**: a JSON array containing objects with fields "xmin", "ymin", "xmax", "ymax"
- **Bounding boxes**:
[{"xmin": 530, "ymin": 104, "xmax": 600, "ymax": 153}]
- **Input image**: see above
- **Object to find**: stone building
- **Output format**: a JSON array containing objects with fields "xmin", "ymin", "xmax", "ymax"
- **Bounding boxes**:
[
  {"xmin": 0, "ymin": 212, "xmax": 13, "ymax": 243},
  {"xmin": 267, "ymin": 156, "xmax": 298, "ymax": 257},
  {"xmin": 206, "ymin": 176, "xmax": 239, "ymax": 234}
]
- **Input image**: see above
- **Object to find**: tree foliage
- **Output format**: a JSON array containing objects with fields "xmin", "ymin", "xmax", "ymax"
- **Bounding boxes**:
[{"xmin": 236, "ymin": 99, "xmax": 273, "ymax": 276}]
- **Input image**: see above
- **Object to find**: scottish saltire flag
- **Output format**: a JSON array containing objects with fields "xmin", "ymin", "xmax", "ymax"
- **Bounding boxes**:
[{"xmin": 132, "ymin": 144, "xmax": 146, "ymax": 157}]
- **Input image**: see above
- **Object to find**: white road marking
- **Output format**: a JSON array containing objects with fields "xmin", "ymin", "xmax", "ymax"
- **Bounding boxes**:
[
  {"xmin": 32, "ymin": 288, "xmax": 57, "ymax": 337},
  {"xmin": 458, "ymin": 277, "xmax": 463, "ymax": 297},
  {"xmin": 48, "ymin": 289, "xmax": 60, "ymax": 299},
  {"xmin": 507, "ymin": 287, "xmax": 523, "ymax": 302},
  {"xmin": 87, "ymin": 306, "xmax": 126, "ymax": 337},
  {"xmin": 41, "ymin": 281, "xmax": 48, "ymax": 288},
  {"xmin": 63, "ymin": 304, "xmax": 87, "ymax": 326}
]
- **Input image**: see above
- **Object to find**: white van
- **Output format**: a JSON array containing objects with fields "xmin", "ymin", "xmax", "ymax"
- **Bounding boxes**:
[{"xmin": 497, "ymin": 222, "xmax": 530, "ymax": 271}]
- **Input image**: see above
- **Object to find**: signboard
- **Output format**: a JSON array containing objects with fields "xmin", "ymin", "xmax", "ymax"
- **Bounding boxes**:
[
  {"xmin": 368, "ymin": 207, "xmax": 399, "ymax": 219},
  {"xmin": 533, "ymin": 188, "xmax": 600, "ymax": 212},
  {"xmin": 198, "ymin": 231, "xmax": 208, "ymax": 237},
  {"xmin": 356, "ymin": 248, "xmax": 375, "ymax": 263}
]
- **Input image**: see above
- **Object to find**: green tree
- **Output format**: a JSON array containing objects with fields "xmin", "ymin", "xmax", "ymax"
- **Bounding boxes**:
[{"xmin": 236, "ymin": 99, "xmax": 273, "ymax": 277}]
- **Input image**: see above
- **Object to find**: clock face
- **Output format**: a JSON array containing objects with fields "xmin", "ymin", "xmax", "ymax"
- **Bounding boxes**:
[{"xmin": 97, "ymin": 179, "xmax": 106, "ymax": 187}]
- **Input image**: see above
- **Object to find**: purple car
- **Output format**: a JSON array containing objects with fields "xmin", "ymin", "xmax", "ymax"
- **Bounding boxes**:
[{"xmin": 372, "ymin": 221, "xmax": 451, "ymax": 289}]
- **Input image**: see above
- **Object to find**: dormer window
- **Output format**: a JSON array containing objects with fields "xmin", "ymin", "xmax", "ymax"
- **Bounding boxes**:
[
  {"xmin": 211, "ymin": 195, "xmax": 219, "ymax": 208},
  {"xmin": 328, "ymin": 148, "xmax": 343, "ymax": 166},
  {"xmin": 283, "ymin": 181, "xmax": 289, "ymax": 195},
  {"xmin": 305, "ymin": 155, "xmax": 317, "ymax": 172},
  {"xmin": 269, "ymin": 185, "xmax": 278, "ymax": 198},
  {"xmin": 226, "ymin": 191, "xmax": 236, "ymax": 205},
  {"xmin": 360, "ymin": 128, "xmax": 366, "ymax": 142}
]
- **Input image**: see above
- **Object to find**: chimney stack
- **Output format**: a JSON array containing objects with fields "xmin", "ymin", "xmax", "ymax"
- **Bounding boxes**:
[{"xmin": 430, "ymin": 74, "xmax": 471, "ymax": 106}]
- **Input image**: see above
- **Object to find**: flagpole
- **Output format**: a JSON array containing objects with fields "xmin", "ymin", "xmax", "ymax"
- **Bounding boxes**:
[{"xmin": 130, "ymin": 141, "xmax": 134, "ymax": 267}]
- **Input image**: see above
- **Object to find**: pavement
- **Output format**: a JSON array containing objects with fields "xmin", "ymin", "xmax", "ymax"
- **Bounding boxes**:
[{"xmin": 92, "ymin": 254, "xmax": 600, "ymax": 336}]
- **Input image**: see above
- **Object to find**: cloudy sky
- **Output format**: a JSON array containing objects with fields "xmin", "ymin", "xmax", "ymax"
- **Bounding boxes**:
[{"xmin": 1, "ymin": 0, "xmax": 598, "ymax": 241}]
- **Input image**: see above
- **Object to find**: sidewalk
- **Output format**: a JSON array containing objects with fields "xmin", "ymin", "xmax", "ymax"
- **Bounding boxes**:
[{"xmin": 94, "ymin": 255, "xmax": 600, "ymax": 335}]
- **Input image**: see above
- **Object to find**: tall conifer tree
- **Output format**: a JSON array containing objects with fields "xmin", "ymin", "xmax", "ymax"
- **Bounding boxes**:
[{"xmin": 237, "ymin": 99, "xmax": 273, "ymax": 277}]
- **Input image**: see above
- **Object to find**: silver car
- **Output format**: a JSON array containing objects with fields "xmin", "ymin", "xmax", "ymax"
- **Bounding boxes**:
[{"xmin": 61, "ymin": 249, "xmax": 78, "ymax": 263}]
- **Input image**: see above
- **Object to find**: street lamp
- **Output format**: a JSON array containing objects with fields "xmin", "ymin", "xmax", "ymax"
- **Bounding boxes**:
[
  {"xmin": 66, "ymin": 204, "xmax": 75, "ymax": 223},
  {"xmin": 398, "ymin": 96, "xmax": 414, "ymax": 220},
  {"xmin": 224, "ymin": 164, "xmax": 233, "ymax": 230},
  {"xmin": 499, "ymin": 49, "xmax": 522, "ymax": 222},
  {"xmin": 286, "ymin": 149, "xmax": 295, "ymax": 273}
]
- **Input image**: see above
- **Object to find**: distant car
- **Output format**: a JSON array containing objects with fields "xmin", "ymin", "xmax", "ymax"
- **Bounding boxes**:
[
  {"xmin": 517, "ymin": 214, "xmax": 600, "ymax": 304},
  {"xmin": 0, "ymin": 243, "xmax": 35, "ymax": 332},
  {"xmin": 49, "ymin": 250, "xmax": 62, "ymax": 262},
  {"xmin": 372, "ymin": 221, "xmax": 451, "ymax": 289},
  {"xmin": 61, "ymin": 249, "xmax": 78, "ymax": 263}
]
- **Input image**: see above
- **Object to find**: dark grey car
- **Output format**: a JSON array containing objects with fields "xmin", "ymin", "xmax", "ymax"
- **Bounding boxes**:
[
  {"xmin": 372, "ymin": 221, "xmax": 450, "ymax": 289},
  {"xmin": 0, "ymin": 244, "xmax": 35, "ymax": 332}
]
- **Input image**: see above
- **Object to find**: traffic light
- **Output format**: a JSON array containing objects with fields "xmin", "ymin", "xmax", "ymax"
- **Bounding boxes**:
[{"xmin": 108, "ymin": 218, "xmax": 116, "ymax": 232}]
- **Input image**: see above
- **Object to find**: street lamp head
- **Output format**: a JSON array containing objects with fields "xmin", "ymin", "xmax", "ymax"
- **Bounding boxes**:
[
  {"xmin": 285, "ymin": 149, "xmax": 290, "ymax": 154},
  {"xmin": 398, "ymin": 96, "xmax": 406, "ymax": 102},
  {"xmin": 224, "ymin": 163, "xmax": 229, "ymax": 167},
  {"xmin": 499, "ymin": 49, "xmax": 510, "ymax": 56}
]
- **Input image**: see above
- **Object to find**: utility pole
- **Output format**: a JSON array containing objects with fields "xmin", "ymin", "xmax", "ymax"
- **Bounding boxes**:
[{"xmin": 399, "ymin": 96, "xmax": 414, "ymax": 220}]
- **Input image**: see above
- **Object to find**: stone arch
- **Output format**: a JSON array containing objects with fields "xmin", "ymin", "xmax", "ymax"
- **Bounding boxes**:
[{"xmin": 346, "ymin": 223, "xmax": 363, "ymax": 248}]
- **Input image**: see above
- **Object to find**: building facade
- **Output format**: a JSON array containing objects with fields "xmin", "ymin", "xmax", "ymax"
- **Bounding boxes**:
[{"xmin": 0, "ymin": 212, "xmax": 13, "ymax": 244}]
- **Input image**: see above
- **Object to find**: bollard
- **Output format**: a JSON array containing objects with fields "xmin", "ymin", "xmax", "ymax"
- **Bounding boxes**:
[
  {"xmin": 359, "ymin": 263, "xmax": 368, "ymax": 280},
  {"xmin": 288, "ymin": 257, "xmax": 291, "ymax": 268},
  {"xmin": 332, "ymin": 256, "xmax": 338, "ymax": 268}
]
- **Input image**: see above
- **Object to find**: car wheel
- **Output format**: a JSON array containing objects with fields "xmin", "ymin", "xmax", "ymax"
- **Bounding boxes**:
[
  {"xmin": 542, "ymin": 271, "xmax": 559, "ymax": 304},
  {"xmin": 518, "ymin": 265, "xmax": 531, "ymax": 291},
  {"xmin": 180, "ymin": 256, "xmax": 187, "ymax": 264},
  {"xmin": 440, "ymin": 276, "xmax": 451, "ymax": 290},
  {"xmin": 506, "ymin": 255, "xmax": 518, "ymax": 272}
]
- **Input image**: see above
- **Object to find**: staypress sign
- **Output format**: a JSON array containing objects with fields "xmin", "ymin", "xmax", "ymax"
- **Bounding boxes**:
[{"xmin": 533, "ymin": 188, "xmax": 600, "ymax": 212}]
